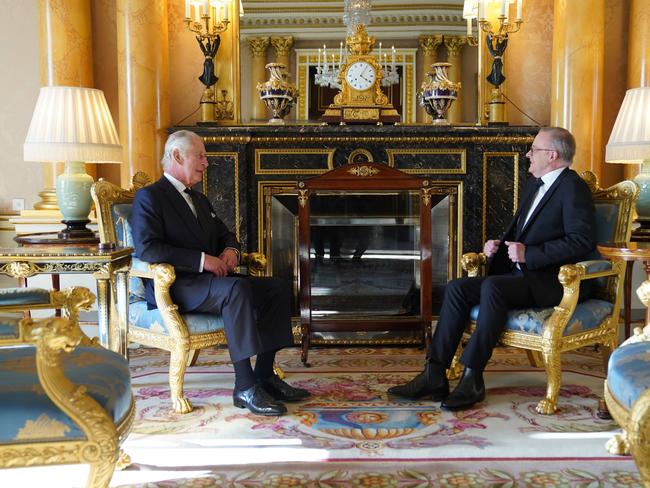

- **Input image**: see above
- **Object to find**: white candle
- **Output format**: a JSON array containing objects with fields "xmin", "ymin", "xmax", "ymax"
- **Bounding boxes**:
[
  {"xmin": 516, "ymin": 0, "xmax": 522, "ymax": 20},
  {"xmin": 323, "ymin": 45, "xmax": 328, "ymax": 70},
  {"xmin": 391, "ymin": 46, "xmax": 396, "ymax": 67},
  {"xmin": 501, "ymin": 0, "xmax": 507, "ymax": 16},
  {"xmin": 204, "ymin": 0, "xmax": 209, "ymax": 14},
  {"xmin": 467, "ymin": 17, "xmax": 472, "ymax": 36},
  {"xmin": 185, "ymin": 0, "xmax": 191, "ymax": 18},
  {"xmin": 224, "ymin": 3, "xmax": 228, "ymax": 21},
  {"xmin": 478, "ymin": 0, "xmax": 484, "ymax": 20},
  {"xmin": 378, "ymin": 42, "xmax": 382, "ymax": 60}
]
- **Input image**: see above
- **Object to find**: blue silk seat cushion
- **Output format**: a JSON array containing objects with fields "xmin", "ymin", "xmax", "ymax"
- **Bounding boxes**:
[
  {"xmin": 0, "ymin": 315, "xmax": 20, "ymax": 340},
  {"xmin": 0, "ymin": 287, "xmax": 50, "ymax": 306},
  {"xmin": 469, "ymin": 299, "xmax": 614, "ymax": 335},
  {"xmin": 607, "ymin": 341, "xmax": 650, "ymax": 410},
  {"xmin": 0, "ymin": 346, "xmax": 132, "ymax": 443},
  {"xmin": 129, "ymin": 300, "xmax": 225, "ymax": 335}
]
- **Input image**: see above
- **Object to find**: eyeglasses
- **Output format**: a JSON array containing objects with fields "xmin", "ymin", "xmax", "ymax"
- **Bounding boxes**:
[{"xmin": 528, "ymin": 146, "xmax": 556, "ymax": 155}]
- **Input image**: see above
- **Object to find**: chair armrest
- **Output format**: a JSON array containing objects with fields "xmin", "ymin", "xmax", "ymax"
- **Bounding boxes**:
[
  {"xmin": 130, "ymin": 257, "xmax": 155, "ymax": 280},
  {"xmin": 461, "ymin": 252, "xmax": 487, "ymax": 278},
  {"xmin": 241, "ymin": 252, "xmax": 267, "ymax": 277}
]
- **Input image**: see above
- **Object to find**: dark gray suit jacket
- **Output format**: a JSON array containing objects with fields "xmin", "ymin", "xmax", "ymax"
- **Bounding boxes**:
[
  {"xmin": 488, "ymin": 168, "xmax": 598, "ymax": 307},
  {"xmin": 130, "ymin": 176, "xmax": 240, "ymax": 311}
]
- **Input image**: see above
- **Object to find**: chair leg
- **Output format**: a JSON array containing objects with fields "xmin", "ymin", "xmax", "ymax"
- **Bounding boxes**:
[
  {"xmin": 87, "ymin": 455, "xmax": 118, "ymax": 488},
  {"xmin": 447, "ymin": 343, "xmax": 463, "ymax": 380},
  {"xmin": 186, "ymin": 349, "xmax": 200, "ymax": 367},
  {"xmin": 169, "ymin": 346, "xmax": 193, "ymax": 414},
  {"xmin": 526, "ymin": 350, "xmax": 543, "ymax": 368},
  {"xmin": 537, "ymin": 349, "xmax": 562, "ymax": 415}
]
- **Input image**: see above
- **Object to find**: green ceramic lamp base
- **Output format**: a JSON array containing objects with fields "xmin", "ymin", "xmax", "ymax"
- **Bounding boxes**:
[{"xmin": 56, "ymin": 161, "xmax": 95, "ymax": 240}]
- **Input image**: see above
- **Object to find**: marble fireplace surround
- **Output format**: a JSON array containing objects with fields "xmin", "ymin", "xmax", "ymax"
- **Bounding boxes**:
[{"xmin": 183, "ymin": 124, "xmax": 538, "ymax": 260}]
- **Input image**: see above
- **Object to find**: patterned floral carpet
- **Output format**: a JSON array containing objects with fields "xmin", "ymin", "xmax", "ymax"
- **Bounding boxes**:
[{"xmin": 110, "ymin": 345, "xmax": 642, "ymax": 487}]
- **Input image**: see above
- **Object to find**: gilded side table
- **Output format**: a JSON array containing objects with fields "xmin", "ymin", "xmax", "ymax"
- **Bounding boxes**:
[
  {"xmin": 0, "ymin": 246, "xmax": 132, "ymax": 357},
  {"xmin": 597, "ymin": 241, "xmax": 650, "ymax": 338}
]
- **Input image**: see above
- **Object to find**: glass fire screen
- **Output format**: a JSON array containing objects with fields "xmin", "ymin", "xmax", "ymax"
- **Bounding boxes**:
[{"xmin": 267, "ymin": 189, "xmax": 452, "ymax": 319}]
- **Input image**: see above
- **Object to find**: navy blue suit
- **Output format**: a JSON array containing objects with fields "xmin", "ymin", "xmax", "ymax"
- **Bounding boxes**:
[
  {"xmin": 130, "ymin": 176, "xmax": 293, "ymax": 362},
  {"xmin": 429, "ymin": 168, "xmax": 598, "ymax": 370}
]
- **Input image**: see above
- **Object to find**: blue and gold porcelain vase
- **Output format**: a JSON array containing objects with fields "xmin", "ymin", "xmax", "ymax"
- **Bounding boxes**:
[
  {"xmin": 257, "ymin": 63, "xmax": 299, "ymax": 124},
  {"xmin": 418, "ymin": 62, "xmax": 461, "ymax": 125}
]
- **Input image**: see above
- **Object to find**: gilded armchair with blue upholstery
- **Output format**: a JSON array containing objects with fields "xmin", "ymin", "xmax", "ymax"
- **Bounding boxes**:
[
  {"xmin": 604, "ymin": 292, "xmax": 650, "ymax": 486},
  {"xmin": 92, "ymin": 173, "xmax": 268, "ymax": 414},
  {"xmin": 458, "ymin": 172, "xmax": 638, "ymax": 414},
  {"xmin": 0, "ymin": 289, "xmax": 134, "ymax": 488}
]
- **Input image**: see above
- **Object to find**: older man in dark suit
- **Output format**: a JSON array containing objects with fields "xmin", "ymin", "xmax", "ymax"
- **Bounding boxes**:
[
  {"xmin": 388, "ymin": 127, "xmax": 598, "ymax": 410},
  {"xmin": 131, "ymin": 130, "xmax": 309, "ymax": 416}
]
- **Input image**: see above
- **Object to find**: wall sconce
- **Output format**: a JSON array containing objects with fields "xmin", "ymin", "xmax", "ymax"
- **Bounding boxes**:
[
  {"xmin": 184, "ymin": 0, "xmax": 231, "ymax": 122},
  {"xmin": 463, "ymin": 0, "xmax": 523, "ymax": 125}
]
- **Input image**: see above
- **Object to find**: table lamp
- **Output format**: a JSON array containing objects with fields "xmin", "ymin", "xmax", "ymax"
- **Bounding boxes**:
[
  {"xmin": 606, "ymin": 87, "xmax": 650, "ymax": 237},
  {"xmin": 23, "ymin": 86, "xmax": 122, "ymax": 240}
]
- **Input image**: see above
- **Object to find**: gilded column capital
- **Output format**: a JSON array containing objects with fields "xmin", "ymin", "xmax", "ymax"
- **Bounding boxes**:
[
  {"xmin": 443, "ymin": 36, "xmax": 468, "ymax": 59},
  {"xmin": 418, "ymin": 35, "xmax": 443, "ymax": 56},
  {"xmin": 270, "ymin": 36, "xmax": 294, "ymax": 58},
  {"xmin": 246, "ymin": 36, "xmax": 270, "ymax": 58}
]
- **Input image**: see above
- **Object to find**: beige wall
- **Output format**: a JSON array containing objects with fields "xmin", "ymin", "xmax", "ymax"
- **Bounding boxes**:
[{"xmin": 0, "ymin": 0, "xmax": 42, "ymax": 214}]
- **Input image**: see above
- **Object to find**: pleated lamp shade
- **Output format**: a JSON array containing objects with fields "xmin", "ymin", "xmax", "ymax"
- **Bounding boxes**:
[
  {"xmin": 606, "ymin": 87, "xmax": 650, "ymax": 164},
  {"xmin": 23, "ymin": 86, "xmax": 122, "ymax": 164},
  {"xmin": 23, "ymin": 86, "xmax": 122, "ymax": 240}
]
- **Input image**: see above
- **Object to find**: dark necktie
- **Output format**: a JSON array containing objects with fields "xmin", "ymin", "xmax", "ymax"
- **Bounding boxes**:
[
  {"xmin": 184, "ymin": 188, "xmax": 205, "ymax": 229},
  {"xmin": 515, "ymin": 178, "xmax": 543, "ymax": 238}
]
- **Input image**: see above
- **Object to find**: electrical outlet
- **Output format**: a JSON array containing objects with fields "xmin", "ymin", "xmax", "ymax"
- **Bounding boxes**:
[{"xmin": 12, "ymin": 198, "xmax": 25, "ymax": 212}]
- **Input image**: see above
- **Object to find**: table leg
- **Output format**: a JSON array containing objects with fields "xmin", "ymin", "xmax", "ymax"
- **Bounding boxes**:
[
  {"xmin": 624, "ymin": 260, "xmax": 633, "ymax": 338},
  {"xmin": 113, "ymin": 270, "xmax": 129, "ymax": 359},
  {"xmin": 644, "ymin": 260, "xmax": 650, "ymax": 327},
  {"xmin": 95, "ymin": 277, "xmax": 110, "ymax": 350}
]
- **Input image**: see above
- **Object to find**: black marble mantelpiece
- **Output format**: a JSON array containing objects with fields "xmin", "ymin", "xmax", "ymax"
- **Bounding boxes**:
[{"xmin": 176, "ymin": 123, "xmax": 539, "ymax": 260}]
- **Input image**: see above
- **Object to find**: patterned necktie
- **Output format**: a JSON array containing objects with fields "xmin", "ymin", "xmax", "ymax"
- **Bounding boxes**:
[
  {"xmin": 516, "ymin": 178, "xmax": 544, "ymax": 238},
  {"xmin": 184, "ymin": 188, "xmax": 204, "ymax": 229}
]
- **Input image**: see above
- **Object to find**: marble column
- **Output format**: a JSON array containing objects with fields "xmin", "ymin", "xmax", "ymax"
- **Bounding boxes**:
[
  {"xmin": 116, "ymin": 0, "xmax": 170, "ymax": 186},
  {"xmin": 38, "ymin": 0, "xmax": 95, "ymax": 208},
  {"xmin": 624, "ymin": 0, "xmax": 650, "ymax": 180},
  {"xmin": 246, "ymin": 36, "xmax": 270, "ymax": 121},
  {"xmin": 443, "ymin": 36, "xmax": 467, "ymax": 124},
  {"xmin": 417, "ymin": 35, "xmax": 443, "ymax": 122},
  {"xmin": 550, "ymin": 0, "xmax": 605, "ymax": 176}
]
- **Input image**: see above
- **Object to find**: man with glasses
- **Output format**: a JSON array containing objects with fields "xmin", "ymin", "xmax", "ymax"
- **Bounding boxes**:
[{"xmin": 388, "ymin": 127, "xmax": 598, "ymax": 410}]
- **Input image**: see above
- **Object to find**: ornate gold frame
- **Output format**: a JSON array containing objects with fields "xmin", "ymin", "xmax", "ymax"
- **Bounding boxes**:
[
  {"xmin": 254, "ymin": 148, "xmax": 334, "ymax": 174},
  {"xmin": 386, "ymin": 148, "xmax": 467, "ymax": 173}
]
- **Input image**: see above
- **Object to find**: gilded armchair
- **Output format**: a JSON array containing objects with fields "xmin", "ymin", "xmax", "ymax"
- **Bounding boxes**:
[
  {"xmin": 91, "ymin": 173, "xmax": 268, "ymax": 414},
  {"xmin": 604, "ymin": 285, "xmax": 650, "ymax": 486},
  {"xmin": 457, "ymin": 172, "xmax": 638, "ymax": 414},
  {"xmin": 0, "ymin": 290, "xmax": 134, "ymax": 488}
]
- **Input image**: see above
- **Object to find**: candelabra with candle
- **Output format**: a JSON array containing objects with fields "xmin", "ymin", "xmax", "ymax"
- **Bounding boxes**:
[
  {"xmin": 463, "ymin": 0, "xmax": 523, "ymax": 124},
  {"xmin": 184, "ymin": 0, "xmax": 231, "ymax": 122}
]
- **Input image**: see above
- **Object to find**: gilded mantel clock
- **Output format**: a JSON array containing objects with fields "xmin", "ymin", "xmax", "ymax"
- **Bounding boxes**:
[{"xmin": 322, "ymin": 24, "xmax": 400, "ymax": 125}]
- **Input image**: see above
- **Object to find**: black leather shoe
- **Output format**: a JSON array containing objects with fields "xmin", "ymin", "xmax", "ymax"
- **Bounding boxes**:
[
  {"xmin": 260, "ymin": 374, "xmax": 311, "ymax": 402},
  {"xmin": 441, "ymin": 367, "xmax": 485, "ymax": 411},
  {"xmin": 233, "ymin": 384, "xmax": 288, "ymax": 416},
  {"xmin": 387, "ymin": 362, "xmax": 449, "ymax": 401}
]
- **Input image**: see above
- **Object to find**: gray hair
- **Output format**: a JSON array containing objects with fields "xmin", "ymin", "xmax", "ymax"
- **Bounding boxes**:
[
  {"xmin": 539, "ymin": 127, "xmax": 576, "ymax": 164},
  {"xmin": 161, "ymin": 130, "xmax": 201, "ymax": 170}
]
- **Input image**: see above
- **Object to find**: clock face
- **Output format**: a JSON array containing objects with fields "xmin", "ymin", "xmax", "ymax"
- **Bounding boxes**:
[{"xmin": 345, "ymin": 61, "xmax": 376, "ymax": 91}]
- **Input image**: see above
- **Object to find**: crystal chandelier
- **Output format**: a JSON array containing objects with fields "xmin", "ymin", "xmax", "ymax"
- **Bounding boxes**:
[{"xmin": 315, "ymin": 0, "xmax": 399, "ymax": 89}]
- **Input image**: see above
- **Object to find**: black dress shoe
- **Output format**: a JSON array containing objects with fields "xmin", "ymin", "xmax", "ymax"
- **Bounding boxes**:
[
  {"xmin": 387, "ymin": 362, "xmax": 449, "ymax": 401},
  {"xmin": 441, "ymin": 367, "xmax": 485, "ymax": 411},
  {"xmin": 260, "ymin": 374, "xmax": 311, "ymax": 402},
  {"xmin": 233, "ymin": 384, "xmax": 288, "ymax": 416}
]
